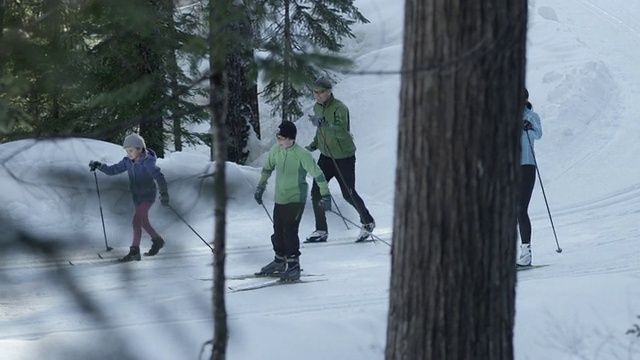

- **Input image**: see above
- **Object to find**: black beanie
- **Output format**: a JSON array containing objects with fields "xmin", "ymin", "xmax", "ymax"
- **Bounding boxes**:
[{"xmin": 277, "ymin": 121, "xmax": 297, "ymax": 140}]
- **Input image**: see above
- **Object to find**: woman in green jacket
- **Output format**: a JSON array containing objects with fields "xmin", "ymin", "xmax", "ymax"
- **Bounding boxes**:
[{"xmin": 254, "ymin": 121, "xmax": 331, "ymax": 281}]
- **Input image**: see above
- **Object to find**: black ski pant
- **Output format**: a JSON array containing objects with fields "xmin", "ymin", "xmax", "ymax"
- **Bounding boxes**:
[
  {"xmin": 518, "ymin": 165, "xmax": 536, "ymax": 244},
  {"xmin": 310, "ymin": 154, "xmax": 374, "ymax": 232},
  {"xmin": 271, "ymin": 203, "xmax": 305, "ymax": 258}
]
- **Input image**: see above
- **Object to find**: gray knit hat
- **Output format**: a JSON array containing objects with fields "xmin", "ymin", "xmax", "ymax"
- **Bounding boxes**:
[
  {"xmin": 313, "ymin": 77, "xmax": 332, "ymax": 91},
  {"xmin": 122, "ymin": 134, "xmax": 146, "ymax": 149}
]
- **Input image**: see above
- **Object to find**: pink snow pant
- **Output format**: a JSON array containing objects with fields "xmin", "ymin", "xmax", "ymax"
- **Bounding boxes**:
[{"xmin": 132, "ymin": 202, "xmax": 160, "ymax": 247}]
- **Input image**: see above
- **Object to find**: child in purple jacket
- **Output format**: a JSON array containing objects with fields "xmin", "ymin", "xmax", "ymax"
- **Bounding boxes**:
[{"xmin": 89, "ymin": 134, "xmax": 169, "ymax": 262}]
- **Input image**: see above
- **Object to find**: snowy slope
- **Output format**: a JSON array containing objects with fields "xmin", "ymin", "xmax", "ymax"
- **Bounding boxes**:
[{"xmin": 1, "ymin": 0, "xmax": 640, "ymax": 359}]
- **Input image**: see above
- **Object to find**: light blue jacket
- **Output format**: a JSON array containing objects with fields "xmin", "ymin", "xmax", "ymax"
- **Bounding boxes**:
[{"xmin": 521, "ymin": 107, "xmax": 542, "ymax": 165}]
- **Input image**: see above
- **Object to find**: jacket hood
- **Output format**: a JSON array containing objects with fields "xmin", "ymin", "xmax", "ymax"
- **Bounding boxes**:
[{"xmin": 145, "ymin": 148, "xmax": 158, "ymax": 161}]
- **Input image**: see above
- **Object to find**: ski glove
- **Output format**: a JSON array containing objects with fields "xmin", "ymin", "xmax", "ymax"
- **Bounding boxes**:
[
  {"xmin": 318, "ymin": 195, "xmax": 332, "ymax": 212},
  {"xmin": 523, "ymin": 120, "xmax": 533, "ymax": 131},
  {"xmin": 254, "ymin": 187, "xmax": 265, "ymax": 205},
  {"xmin": 89, "ymin": 161, "xmax": 103, "ymax": 172},
  {"xmin": 309, "ymin": 114, "xmax": 324, "ymax": 128},
  {"xmin": 160, "ymin": 192, "xmax": 170, "ymax": 207}
]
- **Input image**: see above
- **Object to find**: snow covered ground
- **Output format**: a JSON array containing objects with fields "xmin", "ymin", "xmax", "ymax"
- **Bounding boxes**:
[{"xmin": 1, "ymin": 0, "xmax": 640, "ymax": 359}]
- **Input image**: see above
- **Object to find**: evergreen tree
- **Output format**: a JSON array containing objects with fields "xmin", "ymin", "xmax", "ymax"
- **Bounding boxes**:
[
  {"xmin": 224, "ymin": 6, "xmax": 259, "ymax": 164},
  {"xmin": 0, "ymin": 0, "xmax": 90, "ymax": 139},
  {"xmin": 166, "ymin": 0, "xmax": 211, "ymax": 152},
  {"xmin": 194, "ymin": 1, "xmax": 260, "ymax": 164},
  {"xmin": 84, "ymin": 0, "xmax": 183, "ymax": 157},
  {"xmin": 252, "ymin": 0, "xmax": 368, "ymax": 122},
  {"xmin": 0, "ymin": 0, "xmax": 209, "ymax": 153}
]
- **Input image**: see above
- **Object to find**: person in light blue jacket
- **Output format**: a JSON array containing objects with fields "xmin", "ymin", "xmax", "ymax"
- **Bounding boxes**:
[{"xmin": 517, "ymin": 89, "xmax": 542, "ymax": 267}]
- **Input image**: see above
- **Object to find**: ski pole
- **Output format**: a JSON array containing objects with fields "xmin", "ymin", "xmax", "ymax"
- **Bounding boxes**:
[
  {"xmin": 315, "ymin": 125, "xmax": 367, "ymax": 230},
  {"xmin": 261, "ymin": 203, "xmax": 273, "ymax": 224},
  {"xmin": 327, "ymin": 209, "xmax": 391, "ymax": 247},
  {"xmin": 168, "ymin": 205, "xmax": 214, "ymax": 252},
  {"xmin": 328, "ymin": 195, "xmax": 349, "ymax": 229},
  {"xmin": 526, "ymin": 131, "xmax": 562, "ymax": 253},
  {"xmin": 93, "ymin": 172, "xmax": 113, "ymax": 252}
]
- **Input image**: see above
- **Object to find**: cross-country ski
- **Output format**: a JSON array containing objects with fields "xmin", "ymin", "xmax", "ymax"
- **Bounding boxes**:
[{"xmin": 228, "ymin": 277, "xmax": 328, "ymax": 292}]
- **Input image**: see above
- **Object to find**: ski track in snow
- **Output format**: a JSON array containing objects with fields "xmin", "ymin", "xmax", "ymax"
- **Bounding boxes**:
[{"xmin": 0, "ymin": 234, "xmax": 392, "ymax": 342}]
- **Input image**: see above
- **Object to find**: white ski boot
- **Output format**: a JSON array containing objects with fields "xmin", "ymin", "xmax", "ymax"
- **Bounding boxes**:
[
  {"xmin": 305, "ymin": 230, "xmax": 328, "ymax": 243},
  {"xmin": 516, "ymin": 244, "xmax": 532, "ymax": 267}
]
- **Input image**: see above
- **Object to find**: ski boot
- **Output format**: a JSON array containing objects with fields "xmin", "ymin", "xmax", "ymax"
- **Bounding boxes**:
[
  {"xmin": 516, "ymin": 244, "xmax": 532, "ymax": 267},
  {"xmin": 144, "ymin": 237, "xmax": 165, "ymax": 256},
  {"xmin": 255, "ymin": 255, "xmax": 286, "ymax": 276},
  {"xmin": 355, "ymin": 222, "xmax": 375, "ymax": 242},
  {"xmin": 305, "ymin": 230, "xmax": 328, "ymax": 243},
  {"xmin": 119, "ymin": 246, "xmax": 141, "ymax": 262},
  {"xmin": 280, "ymin": 256, "xmax": 300, "ymax": 282}
]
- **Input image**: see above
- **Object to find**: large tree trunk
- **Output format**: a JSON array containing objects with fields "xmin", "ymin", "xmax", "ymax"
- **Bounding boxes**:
[
  {"xmin": 385, "ymin": 1, "xmax": 527, "ymax": 359},
  {"xmin": 225, "ymin": 7, "xmax": 258, "ymax": 164},
  {"xmin": 209, "ymin": 0, "xmax": 231, "ymax": 358}
]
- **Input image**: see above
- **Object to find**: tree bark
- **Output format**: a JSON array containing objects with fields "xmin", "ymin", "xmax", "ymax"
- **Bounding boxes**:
[
  {"xmin": 386, "ymin": 1, "xmax": 527, "ymax": 359},
  {"xmin": 225, "ymin": 7, "xmax": 258, "ymax": 164},
  {"xmin": 281, "ymin": 0, "xmax": 291, "ymax": 123},
  {"xmin": 209, "ymin": 0, "xmax": 230, "ymax": 358},
  {"xmin": 0, "ymin": 0, "xmax": 4, "ymax": 81},
  {"xmin": 0, "ymin": 0, "xmax": 4, "ymax": 40}
]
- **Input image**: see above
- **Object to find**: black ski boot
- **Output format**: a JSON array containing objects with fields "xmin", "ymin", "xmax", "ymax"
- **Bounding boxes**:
[
  {"xmin": 145, "ymin": 237, "xmax": 165, "ymax": 256},
  {"xmin": 119, "ymin": 246, "xmax": 141, "ymax": 262},
  {"xmin": 280, "ymin": 256, "xmax": 300, "ymax": 282},
  {"xmin": 255, "ymin": 255, "xmax": 286, "ymax": 276}
]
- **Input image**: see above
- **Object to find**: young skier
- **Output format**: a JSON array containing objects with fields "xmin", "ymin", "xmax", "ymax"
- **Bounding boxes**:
[
  {"xmin": 517, "ymin": 89, "xmax": 542, "ymax": 267},
  {"xmin": 305, "ymin": 77, "xmax": 376, "ymax": 243},
  {"xmin": 254, "ymin": 121, "xmax": 331, "ymax": 281},
  {"xmin": 89, "ymin": 134, "xmax": 170, "ymax": 262}
]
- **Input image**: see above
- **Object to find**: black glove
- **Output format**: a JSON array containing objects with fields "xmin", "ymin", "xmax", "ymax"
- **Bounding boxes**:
[
  {"xmin": 160, "ymin": 192, "xmax": 170, "ymax": 207},
  {"xmin": 309, "ymin": 115, "xmax": 324, "ymax": 128},
  {"xmin": 254, "ymin": 187, "xmax": 265, "ymax": 205},
  {"xmin": 523, "ymin": 120, "xmax": 533, "ymax": 131},
  {"xmin": 89, "ymin": 161, "xmax": 103, "ymax": 172},
  {"xmin": 318, "ymin": 195, "xmax": 332, "ymax": 212}
]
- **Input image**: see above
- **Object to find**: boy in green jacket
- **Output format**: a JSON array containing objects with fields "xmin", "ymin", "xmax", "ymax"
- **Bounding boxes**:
[{"xmin": 254, "ymin": 121, "xmax": 331, "ymax": 281}]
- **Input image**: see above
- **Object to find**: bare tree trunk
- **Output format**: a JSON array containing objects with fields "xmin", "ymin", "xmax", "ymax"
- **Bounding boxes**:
[
  {"xmin": 172, "ymin": 114, "xmax": 182, "ymax": 151},
  {"xmin": 0, "ymin": 0, "xmax": 4, "ymax": 40},
  {"xmin": 385, "ymin": 1, "xmax": 527, "ymax": 359},
  {"xmin": 209, "ymin": 0, "xmax": 230, "ymax": 358},
  {"xmin": 225, "ymin": 7, "xmax": 258, "ymax": 164},
  {"xmin": 169, "ymin": 41, "xmax": 182, "ymax": 152},
  {"xmin": 168, "ymin": 0, "xmax": 182, "ymax": 152},
  {"xmin": 281, "ymin": 0, "xmax": 291, "ymax": 123},
  {"xmin": 0, "ymin": 0, "xmax": 4, "ymax": 75}
]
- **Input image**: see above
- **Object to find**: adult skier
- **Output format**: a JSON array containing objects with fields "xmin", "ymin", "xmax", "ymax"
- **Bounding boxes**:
[
  {"xmin": 517, "ymin": 89, "xmax": 542, "ymax": 266},
  {"xmin": 305, "ymin": 77, "xmax": 376, "ymax": 243}
]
